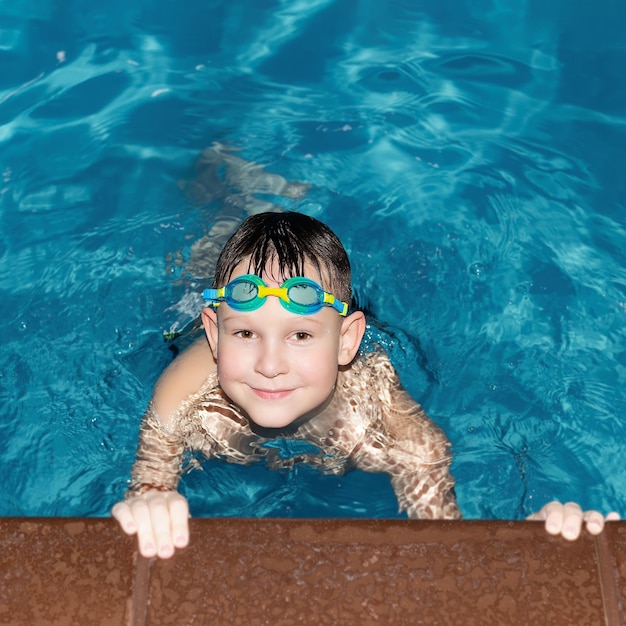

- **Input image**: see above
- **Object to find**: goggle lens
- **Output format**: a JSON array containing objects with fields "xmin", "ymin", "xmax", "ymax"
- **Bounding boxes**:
[
  {"xmin": 288, "ymin": 283, "xmax": 318, "ymax": 306},
  {"xmin": 230, "ymin": 281, "xmax": 258, "ymax": 303}
]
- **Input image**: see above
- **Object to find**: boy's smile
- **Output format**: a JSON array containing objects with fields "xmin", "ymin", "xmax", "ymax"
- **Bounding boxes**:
[
  {"xmin": 252, "ymin": 388, "xmax": 294, "ymax": 400},
  {"xmin": 202, "ymin": 260, "xmax": 365, "ymax": 429}
]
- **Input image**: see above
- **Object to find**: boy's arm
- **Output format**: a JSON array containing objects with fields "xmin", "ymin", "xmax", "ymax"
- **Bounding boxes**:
[
  {"xmin": 112, "ymin": 337, "xmax": 214, "ymax": 559},
  {"xmin": 113, "ymin": 337, "xmax": 235, "ymax": 559},
  {"xmin": 527, "ymin": 501, "xmax": 621, "ymax": 540},
  {"xmin": 112, "ymin": 404, "xmax": 189, "ymax": 559},
  {"xmin": 152, "ymin": 335, "xmax": 215, "ymax": 423},
  {"xmin": 351, "ymin": 380, "xmax": 461, "ymax": 520}
]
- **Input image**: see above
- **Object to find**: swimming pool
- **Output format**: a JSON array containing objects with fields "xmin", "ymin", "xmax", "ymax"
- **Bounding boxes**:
[{"xmin": 1, "ymin": 0, "xmax": 625, "ymax": 520}]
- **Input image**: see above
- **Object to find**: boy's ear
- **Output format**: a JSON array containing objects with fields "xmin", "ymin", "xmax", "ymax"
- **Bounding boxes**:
[
  {"xmin": 338, "ymin": 310, "xmax": 366, "ymax": 366},
  {"xmin": 202, "ymin": 307, "xmax": 219, "ymax": 359}
]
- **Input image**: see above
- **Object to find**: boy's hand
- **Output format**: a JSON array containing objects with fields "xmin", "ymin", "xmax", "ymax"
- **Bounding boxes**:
[
  {"xmin": 111, "ymin": 490, "xmax": 190, "ymax": 559},
  {"xmin": 527, "ymin": 500, "xmax": 620, "ymax": 540}
]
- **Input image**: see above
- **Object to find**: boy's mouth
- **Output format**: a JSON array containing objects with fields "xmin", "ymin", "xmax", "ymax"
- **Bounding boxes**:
[{"xmin": 251, "ymin": 388, "xmax": 294, "ymax": 400}]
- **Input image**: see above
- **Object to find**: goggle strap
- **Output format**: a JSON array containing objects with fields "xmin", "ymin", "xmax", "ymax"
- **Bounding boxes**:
[
  {"xmin": 322, "ymin": 292, "xmax": 349, "ymax": 316},
  {"xmin": 203, "ymin": 287, "xmax": 223, "ymax": 298}
]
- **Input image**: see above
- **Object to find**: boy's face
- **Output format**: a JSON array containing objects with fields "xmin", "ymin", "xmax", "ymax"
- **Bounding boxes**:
[{"xmin": 202, "ymin": 259, "xmax": 365, "ymax": 429}]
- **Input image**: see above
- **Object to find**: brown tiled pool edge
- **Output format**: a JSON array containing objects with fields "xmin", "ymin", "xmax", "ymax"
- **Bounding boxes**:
[{"xmin": 2, "ymin": 518, "xmax": 625, "ymax": 625}]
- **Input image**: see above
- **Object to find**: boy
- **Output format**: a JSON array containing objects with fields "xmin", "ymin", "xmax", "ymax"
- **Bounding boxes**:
[
  {"xmin": 114, "ymin": 211, "xmax": 459, "ymax": 556},
  {"xmin": 113, "ymin": 212, "xmax": 617, "ymax": 558}
]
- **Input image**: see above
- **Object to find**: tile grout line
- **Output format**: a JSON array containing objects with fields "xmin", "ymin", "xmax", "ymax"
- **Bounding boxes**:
[
  {"xmin": 130, "ymin": 554, "xmax": 153, "ymax": 626},
  {"xmin": 595, "ymin": 532, "xmax": 624, "ymax": 626}
]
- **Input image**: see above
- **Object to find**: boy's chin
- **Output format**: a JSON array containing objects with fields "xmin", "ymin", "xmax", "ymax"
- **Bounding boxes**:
[
  {"xmin": 247, "ymin": 413, "xmax": 300, "ymax": 431},
  {"xmin": 242, "ymin": 397, "xmax": 334, "ymax": 432}
]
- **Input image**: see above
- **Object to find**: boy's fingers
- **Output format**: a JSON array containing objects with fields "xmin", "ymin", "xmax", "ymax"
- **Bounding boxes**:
[
  {"xmin": 168, "ymin": 495, "xmax": 190, "ymax": 548},
  {"xmin": 111, "ymin": 502, "xmax": 138, "ymax": 535},
  {"xmin": 526, "ymin": 501, "xmax": 576, "ymax": 537},
  {"xmin": 128, "ymin": 497, "xmax": 158, "ymax": 558},
  {"xmin": 557, "ymin": 501, "xmax": 584, "ymax": 540},
  {"xmin": 143, "ymin": 495, "xmax": 174, "ymax": 559},
  {"xmin": 538, "ymin": 501, "xmax": 583, "ymax": 539},
  {"xmin": 528, "ymin": 501, "xmax": 619, "ymax": 540},
  {"xmin": 582, "ymin": 510, "xmax": 605, "ymax": 535},
  {"xmin": 112, "ymin": 492, "xmax": 191, "ymax": 558}
]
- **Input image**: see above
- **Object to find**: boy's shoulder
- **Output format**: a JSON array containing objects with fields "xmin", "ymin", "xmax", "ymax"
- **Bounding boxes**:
[
  {"xmin": 338, "ymin": 347, "xmax": 407, "ymax": 406},
  {"xmin": 339, "ymin": 346, "xmax": 434, "ymax": 420},
  {"xmin": 344, "ymin": 347, "xmax": 399, "ymax": 382}
]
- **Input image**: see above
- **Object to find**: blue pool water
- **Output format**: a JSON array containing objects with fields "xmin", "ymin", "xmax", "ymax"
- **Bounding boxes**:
[{"xmin": 1, "ymin": 0, "xmax": 625, "ymax": 520}]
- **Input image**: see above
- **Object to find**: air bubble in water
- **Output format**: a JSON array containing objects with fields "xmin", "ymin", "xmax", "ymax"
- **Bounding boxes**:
[{"xmin": 469, "ymin": 262, "xmax": 487, "ymax": 279}]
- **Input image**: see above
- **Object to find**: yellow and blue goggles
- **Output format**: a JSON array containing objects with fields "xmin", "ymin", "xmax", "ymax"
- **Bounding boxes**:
[{"xmin": 203, "ymin": 274, "xmax": 348, "ymax": 316}]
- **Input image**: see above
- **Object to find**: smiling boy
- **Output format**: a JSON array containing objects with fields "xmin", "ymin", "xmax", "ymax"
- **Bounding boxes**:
[
  {"xmin": 113, "ymin": 211, "xmax": 461, "ymax": 556},
  {"xmin": 113, "ymin": 211, "xmax": 617, "ymax": 558}
]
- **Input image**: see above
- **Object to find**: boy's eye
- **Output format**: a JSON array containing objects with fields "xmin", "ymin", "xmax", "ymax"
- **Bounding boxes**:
[
  {"xmin": 294, "ymin": 331, "xmax": 311, "ymax": 341},
  {"xmin": 236, "ymin": 330, "xmax": 255, "ymax": 339}
]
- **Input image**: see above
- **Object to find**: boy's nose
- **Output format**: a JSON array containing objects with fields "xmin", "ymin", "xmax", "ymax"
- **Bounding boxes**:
[{"xmin": 254, "ymin": 339, "xmax": 288, "ymax": 378}]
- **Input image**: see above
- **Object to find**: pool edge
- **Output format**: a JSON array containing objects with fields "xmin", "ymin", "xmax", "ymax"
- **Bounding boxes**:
[{"xmin": 1, "ymin": 517, "xmax": 625, "ymax": 625}]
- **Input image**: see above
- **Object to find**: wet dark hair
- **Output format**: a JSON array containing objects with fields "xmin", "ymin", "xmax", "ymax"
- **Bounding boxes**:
[{"xmin": 213, "ymin": 212, "xmax": 352, "ymax": 302}]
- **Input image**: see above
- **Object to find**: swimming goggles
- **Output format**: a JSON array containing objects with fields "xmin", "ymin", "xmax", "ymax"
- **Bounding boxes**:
[{"xmin": 203, "ymin": 274, "xmax": 348, "ymax": 316}]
